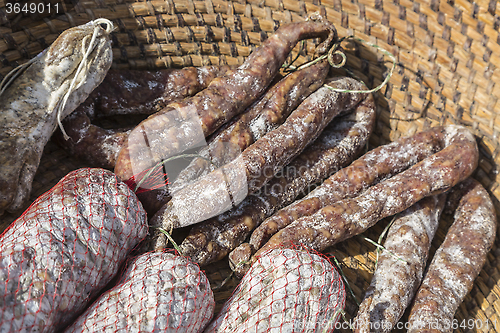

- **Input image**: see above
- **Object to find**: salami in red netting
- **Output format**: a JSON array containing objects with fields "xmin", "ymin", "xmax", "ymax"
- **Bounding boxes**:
[
  {"xmin": 0, "ymin": 168, "xmax": 148, "ymax": 332},
  {"xmin": 65, "ymin": 250, "xmax": 215, "ymax": 332},
  {"xmin": 206, "ymin": 246, "xmax": 346, "ymax": 332}
]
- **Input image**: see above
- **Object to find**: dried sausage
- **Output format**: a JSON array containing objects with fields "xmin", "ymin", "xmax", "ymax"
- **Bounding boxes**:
[
  {"xmin": 353, "ymin": 194, "xmax": 446, "ymax": 333},
  {"xmin": 252, "ymin": 126, "xmax": 478, "ymax": 273},
  {"xmin": 53, "ymin": 66, "xmax": 229, "ymax": 169},
  {"xmin": 0, "ymin": 20, "xmax": 113, "ymax": 215},
  {"xmin": 407, "ymin": 179, "xmax": 496, "ymax": 333},
  {"xmin": 114, "ymin": 18, "xmax": 338, "ymax": 183},
  {"xmin": 180, "ymin": 94, "xmax": 375, "ymax": 265}
]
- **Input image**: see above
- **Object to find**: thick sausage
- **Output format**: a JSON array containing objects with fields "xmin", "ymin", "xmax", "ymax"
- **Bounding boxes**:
[
  {"xmin": 0, "ymin": 20, "xmax": 113, "ymax": 215},
  {"xmin": 205, "ymin": 248, "xmax": 345, "ymax": 333},
  {"xmin": 0, "ymin": 168, "xmax": 147, "ymax": 332},
  {"xmin": 65, "ymin": 252, "xmax": 214, "ymax": 333}
]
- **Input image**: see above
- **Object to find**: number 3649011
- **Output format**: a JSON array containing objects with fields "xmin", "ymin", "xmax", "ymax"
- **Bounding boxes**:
[{"xmin": 5, "ymin": 2, "xmax": 61, "ymax": 14}]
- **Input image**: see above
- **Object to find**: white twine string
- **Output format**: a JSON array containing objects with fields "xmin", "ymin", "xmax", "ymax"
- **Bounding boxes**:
[
  {"xmin": 57, "ymin": 18, "xmax": 114, "ymax": 140},
  {"xmin": 0, "ymin": 55, "xmax": 38, "ymax": 97}
]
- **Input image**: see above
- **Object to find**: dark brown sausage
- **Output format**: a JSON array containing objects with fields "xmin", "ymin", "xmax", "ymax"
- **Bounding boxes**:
[
  {"xmin": 114, "ymin": 18, "xmax": 338, "ymax": 183},
  {"xmin": 252, "ymin": 125, "xmax": 478, "ymax": 271},
  {"xmin": 353, "ymin": 194, "xmax": 447, "ymax": 333},
  {"xmin": 82, "ymin": 67, "xmax": 232, "ymax": 118},
  {"xmin": 53, "ymin": 66, "xmax": 230, "ymax": 169},
  {"xmin": 407, "ymin": 178, "xmax": 496, "ymax": 333},
  {"xmin": 147, "ymin": 76, "xmax": 369, "ymax": 251},
  {"xmin": 169, "ymin": 59, "xmax": 330, "ymax": 194},
  {"xmin": 53, "ymin": 111, "xmax": 132, "ymax": 169},
  {"xmin": 179, "ymin": 93, "xmax": 376, "ymax": 265},
  {"xmin": 247, "ymin": 126, "xmax": 448, "ymax": 254}
]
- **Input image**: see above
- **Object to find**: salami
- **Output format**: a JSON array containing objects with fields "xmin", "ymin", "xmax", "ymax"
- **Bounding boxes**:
[
  {"xmin": 148, "ymin": 77, "xmax": 369, "ymax": 251},
  {"xmin": 353, "ymin": 194, "xmax": 446, "ymax": 332},
  {"xmin": 179, "ymin": 89, "xmax": 376, "ymax": 266},
  {"xmin": 169, "ymin": 59, "xmax": 330, "ymax": 193},
  {"xmin": 0, "ymin": 168, "xmax": 147, "ymax": 332},
  {"xmin": 65, "ymin": 252, "xmax": 214, "ymax": 333},
  {"xmin": 205, "ymin": 248, "xmax": 345, "ymax": 333},
  {"xmin": 251, "ymin": 125, "xmax": 478, "ymax": 272},
  {"xmin": 53, "ymin": 66, "xmax": 230, "ymax": 169},
  {"xmin": 407, "ymin": 179, "xmax": 496, "ymax": 333},
  {"xmin": 114, "ymin": 17, "xmax": 338, "ymax": 183},
  {"xmin": 0, "ymin": 20, "xmax": 113, "ymax": 215}
]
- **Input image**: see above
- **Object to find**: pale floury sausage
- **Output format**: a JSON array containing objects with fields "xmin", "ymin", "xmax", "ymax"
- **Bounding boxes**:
[{"xmin": 0, "ymin": 20, "xmax": 113, "ymax": 215}]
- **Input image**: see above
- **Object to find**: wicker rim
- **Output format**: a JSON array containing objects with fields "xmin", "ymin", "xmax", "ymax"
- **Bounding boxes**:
[{"xmin": 2, "ymin": 0, "xmax": 500, "ymax": 330}]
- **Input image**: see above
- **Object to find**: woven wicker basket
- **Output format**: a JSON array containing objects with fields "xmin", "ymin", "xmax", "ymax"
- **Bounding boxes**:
[{"xmin": 2, "ymin": 0, "xmax": 500, "ymax": 331}]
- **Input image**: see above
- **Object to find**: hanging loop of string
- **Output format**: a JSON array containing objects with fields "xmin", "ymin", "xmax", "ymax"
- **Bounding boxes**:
[
  {"xmin": 57, "ymin": 18, "xmax": 114, "ymax": 140},
  {"xmin": 324, "ymin": 35, "xmax": 396, "ymax": 94},
  {"xmin": 282, "ymin": 34, "xmax": 396, "ymax": 95}
]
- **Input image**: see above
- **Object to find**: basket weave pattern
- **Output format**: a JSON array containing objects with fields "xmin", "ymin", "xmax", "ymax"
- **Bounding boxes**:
[{"xmin": 2, "ymin": 0, "xmax": 500, "ymax": 331}]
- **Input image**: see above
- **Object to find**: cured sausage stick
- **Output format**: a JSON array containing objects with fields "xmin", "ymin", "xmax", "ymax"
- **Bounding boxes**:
[
  {"xmin": 85, "ymin": 66, "xmax": 232, "ymax": 117},
  {"xmin": 253, "ymin": 125, "xmax": 478, "ymax": 266},
  {"xmin": 229, "ymin": 127, "xmax": 446, "ymax": 277},
  {"xmin": 53, "ymin": 66, "xmax": 230, "ymax": 169},
  {"xmin": 0, "ymin": 20, "xmax": 113, "ymax": 215},
  {"xmin": 407, "ymin": 179, "xmax": 496, "ymax": 333},
  {"xmin": 353, "ymin": 194, "xmax": 447, "ymax": 333},
  {"xmin": 247, "ymin": 126, "xmax": 449, "ymax": 254},
  {"xmin": 179, "ymin": 94, "xmax": 376, "ymax": 265},
  {"xmin": 114, "ymin": 17, "xmax": 338, "ymax": 183},
  {"xmin": 148, "ymin": 77, "xmax": 368, "ymax": 251},
  {"xmin": 169, "ymin": 59, "xmax": 329, "ymax": 193}
]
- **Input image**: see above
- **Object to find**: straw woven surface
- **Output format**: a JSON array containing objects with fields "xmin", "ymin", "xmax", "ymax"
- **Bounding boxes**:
[{"xmin": 2, "ymin": 0, "xmax": 500, "ymax": 331}]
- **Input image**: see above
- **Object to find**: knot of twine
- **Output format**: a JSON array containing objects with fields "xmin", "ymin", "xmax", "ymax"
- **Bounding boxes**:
[
  {"xmin": 58, "ymin": 18, "xmax": 114, "ymax": 140},
  {"xmin": 284, "ymin": 34, "xmax": 396, "ymax": 95}
]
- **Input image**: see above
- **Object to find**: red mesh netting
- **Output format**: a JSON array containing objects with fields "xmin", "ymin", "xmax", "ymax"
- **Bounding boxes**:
[
  {"xmin": 206, "ymin": 247, "xmax": 346, "ymax": 332},
  {"xmin": 0, "ymin": 168, "xmax": 147, "ymax": 332},
  {"xmin": 65, "ymin": 251, "xmax": 215, "ymax": 332}
]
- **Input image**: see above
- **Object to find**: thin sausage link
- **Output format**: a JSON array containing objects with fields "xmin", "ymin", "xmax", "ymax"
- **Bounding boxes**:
[
  {"xmin": 180, "ymin": 93, "xmax": 375, "ymax": 266},
  {"xmin": 407, "ymin": 178, "xmax": 496, "ymax": 333},
  {"xmin": 353, "ymin": 194, "xmax": 446, "ymax": 333},
  {"xmin": 253, "ymin": 125, "xmax": 478, "ymax": 270},
  {"xmin": 114, "ymin": 19, "xmax": 338, "ymax": 182},
  {"xmin": 53, "ymin": 66, "xmax": 229, "ymax": 169}
]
